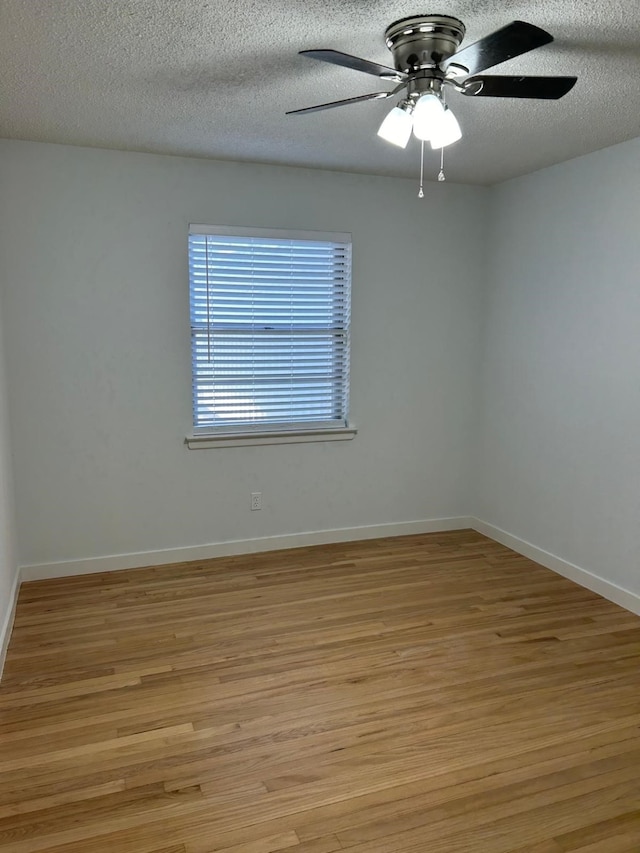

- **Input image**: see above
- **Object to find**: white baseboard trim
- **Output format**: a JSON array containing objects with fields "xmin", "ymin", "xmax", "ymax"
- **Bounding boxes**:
[
  {"xmin": 0, "ymin": 570, "xmax": 20, "ymax": 680},
  {"xmin": 471, "ymin": 518, "xmax": 640, "ymax": 617},
  {"xmin": 20, "ymin": 516, "xmax": 473, "ymax": 582}
]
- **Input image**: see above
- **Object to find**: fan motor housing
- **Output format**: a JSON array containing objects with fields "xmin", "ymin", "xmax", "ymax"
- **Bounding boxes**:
[{"xmin": 385, "ymin": 15, "xmax": 465, "ymax": 73}]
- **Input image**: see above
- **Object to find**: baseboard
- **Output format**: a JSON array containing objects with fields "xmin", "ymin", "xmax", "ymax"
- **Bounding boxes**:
[
  {"xmin": 20, "ymin": 516, "xmax": 473, "ymax": 582},
  {"xmin": 0, "ymin": 570, "xmax": 20, "ymax": 680},
  {"xmin": 471, "ymin": 518, "xmax": 640, "ymax": 617}
]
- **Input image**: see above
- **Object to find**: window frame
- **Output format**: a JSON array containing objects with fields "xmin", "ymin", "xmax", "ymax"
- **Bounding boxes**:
[{"xmin": 186, "ymin": 224, "xmax": 356, "ymax": 448}]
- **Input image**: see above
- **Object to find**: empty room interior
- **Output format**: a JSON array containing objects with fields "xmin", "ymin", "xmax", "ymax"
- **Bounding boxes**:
[{"xmin": 1, "ymin": 2, "xmax": 640, "ymax": 851}]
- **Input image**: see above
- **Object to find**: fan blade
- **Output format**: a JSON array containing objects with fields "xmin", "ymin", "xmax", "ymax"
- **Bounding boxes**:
[
  {"xmin": 462, "ymin": 75, "xmax": 577, "ymax": 99},
  {"xmin": 444, "ymin": 21, "xmax": 553, "ymax": 76},
  {"xmin": 286, "ymin": 91, "xmax": 392, "ymax": 116},
  {"xmin": 300, "ymin": 49, "xmax": 405, "ymax": 81}
]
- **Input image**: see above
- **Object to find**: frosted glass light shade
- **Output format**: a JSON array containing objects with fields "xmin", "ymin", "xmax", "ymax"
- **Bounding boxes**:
[
  {"xmin": 412, "ymin": 93, "xmax": 446, "ymax": 141},
  {"xmin": 430, "ymin": 107, "xmax": 462, "ymax": 149},
  {"xmin": 377, "ymin": 105, "xmax": 413, "ymax": 148}
]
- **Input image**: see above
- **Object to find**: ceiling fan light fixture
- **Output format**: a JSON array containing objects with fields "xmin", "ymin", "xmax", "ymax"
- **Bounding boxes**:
[
  {"xmin": 412, "ymin": 93, "xmax": 446, "ymax": 141},
  {"xmin": 429, "ymin": 106, "xmax": 462, "ymax": 149},
  {"xmin": 377, "ymin": 102, "xmax": 414, "ymax": 148}
]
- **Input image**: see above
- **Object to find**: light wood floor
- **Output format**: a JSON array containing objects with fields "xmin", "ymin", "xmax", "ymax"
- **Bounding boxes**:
[{"xmin": 2, "ymin": 530, "xmax": 640, "ymax": 853}]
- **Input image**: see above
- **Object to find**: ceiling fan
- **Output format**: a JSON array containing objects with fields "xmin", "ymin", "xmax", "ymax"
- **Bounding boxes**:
[{"xmin": 287, "ymin": 16, "xmax": 577, "ymax": 167}]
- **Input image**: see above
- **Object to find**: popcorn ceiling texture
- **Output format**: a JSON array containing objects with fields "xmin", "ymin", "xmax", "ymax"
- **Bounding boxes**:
[{"xmin": 0, "ymin": 0, "xmax": 639, "ymax": 184}]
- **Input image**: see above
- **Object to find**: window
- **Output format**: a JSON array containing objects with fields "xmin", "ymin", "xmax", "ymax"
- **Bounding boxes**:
[{"xmin": 188, "ymin": 225, "xmax": 353, "ymax": 445}]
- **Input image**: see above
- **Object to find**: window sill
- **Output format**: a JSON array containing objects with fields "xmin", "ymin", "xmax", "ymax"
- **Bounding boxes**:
[{"xmin": 185, "ymin": 426, "xmax": 358, "ymax": 449}]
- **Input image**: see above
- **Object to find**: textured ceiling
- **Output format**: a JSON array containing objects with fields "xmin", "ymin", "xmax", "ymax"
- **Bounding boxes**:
[{"xmin": 0, "ymin": 0, "xmax": 639, "ymax": 185}]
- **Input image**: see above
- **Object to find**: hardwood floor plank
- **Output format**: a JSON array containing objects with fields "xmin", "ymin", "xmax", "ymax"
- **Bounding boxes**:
[{"xmin": 203, "ymin": 831, "xmax": 299, "ymax": 853}]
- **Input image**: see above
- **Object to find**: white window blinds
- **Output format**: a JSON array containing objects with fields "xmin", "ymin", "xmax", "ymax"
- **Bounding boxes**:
[{"xmin": 188, "ymin": 225, "xmax": 352, "ymax": 433}]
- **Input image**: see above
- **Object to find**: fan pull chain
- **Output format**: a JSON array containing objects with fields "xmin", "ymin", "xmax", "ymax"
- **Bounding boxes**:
[
  {"xmin": 438, "ymin": 146, "xmax": 446, "ymax": 182},
  {"xmin": 437, "ymin": 88, "xmax": 447, "ymax": 182},
  {"xmin": 418, "ymin": 140, "xmax": 425, "ymax": 198}
]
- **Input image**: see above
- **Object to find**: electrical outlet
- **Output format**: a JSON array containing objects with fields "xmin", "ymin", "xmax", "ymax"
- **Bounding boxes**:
[{"xmin": 250, "ymin": 492, "xmax": 262, "ymax": 511}]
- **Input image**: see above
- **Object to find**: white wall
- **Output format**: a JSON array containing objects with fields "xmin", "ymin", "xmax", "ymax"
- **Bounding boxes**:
[
  {"xmin": 0, "ymin": 140, "xmax": 486, "ymax": 569},
  {"xmin": 1, "ymin": 133, "xmax": 639, "ymax": 609},
  {"xmin": 0, "ymin": 278, "xmax": 18, "ymax": 661},
  {"xmin": 478, "ymin": 136, "xmax": 640, "ymax": 597}
]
